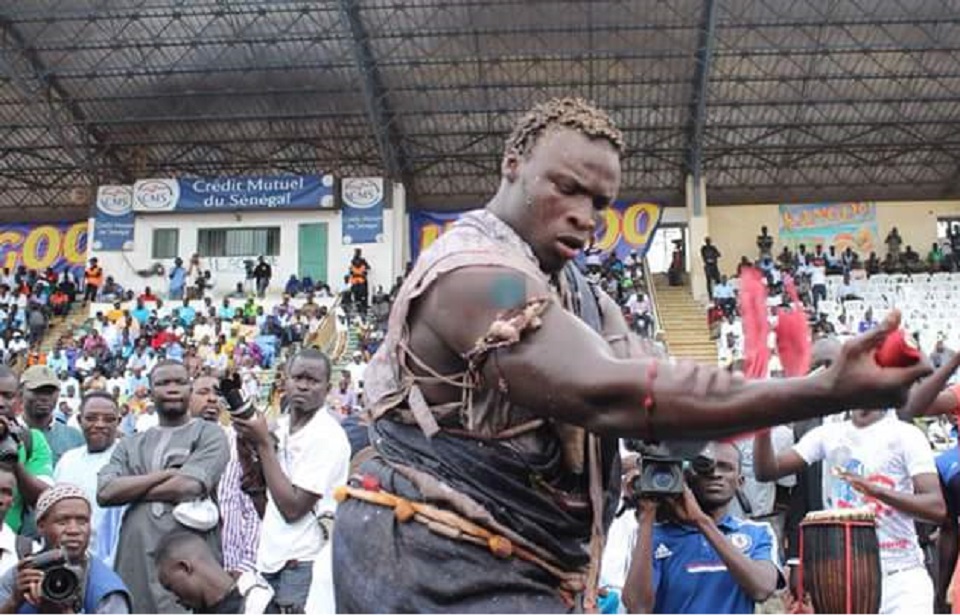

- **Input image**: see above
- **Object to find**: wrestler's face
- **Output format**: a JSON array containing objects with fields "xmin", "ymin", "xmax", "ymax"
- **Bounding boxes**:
[{"xmin": 502, "ymin": 128, "xmax": 621, "ymax": 274}]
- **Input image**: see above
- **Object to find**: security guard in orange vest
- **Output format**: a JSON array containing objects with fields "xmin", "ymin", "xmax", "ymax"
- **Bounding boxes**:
[{"xmin": 349, "ymin": 248, "xmax": 370, "ymax": 314}]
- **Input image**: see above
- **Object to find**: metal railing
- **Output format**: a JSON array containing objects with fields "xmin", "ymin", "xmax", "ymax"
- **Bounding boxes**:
[{"xmin": 641, "ymin": 255, "xmax": 664, "ymax": 349}]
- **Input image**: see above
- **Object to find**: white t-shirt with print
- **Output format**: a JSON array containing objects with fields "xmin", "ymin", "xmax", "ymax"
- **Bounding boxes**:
[
  {"xmin": 256, "ymin": 409, "xmax": 350, "ymax": 574},
  {"xmin": 793, "ymin": 415, "xmax": 936, "ymax": 574}
]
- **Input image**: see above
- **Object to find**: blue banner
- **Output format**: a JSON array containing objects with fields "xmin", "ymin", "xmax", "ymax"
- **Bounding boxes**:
[
  {"xmin": 91, "ymin": 185, "xmax": 135, "ymax": 251},
  {"xmin": 132, "ymin": 174, "xmax": 335, "ymax": 212},
  {"xmin": 409, "ymin": 201, "xmax": 664, "ymax": 263},
  {"xmin": 341, "ymin": 177, "xmax": 384, "ymax": 244}
]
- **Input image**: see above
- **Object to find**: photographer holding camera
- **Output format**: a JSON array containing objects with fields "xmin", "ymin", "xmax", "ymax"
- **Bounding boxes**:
[
  {"xmin": 621, "ymin": 442, "xmax": 783, "ymax": 614},
  {"xmin": 0, "ymin": 484, "xmax": 130, "ymax": 614},
  {"xmin": 0, "ymin": 367, "xmax": 53, "ymax": 538}
]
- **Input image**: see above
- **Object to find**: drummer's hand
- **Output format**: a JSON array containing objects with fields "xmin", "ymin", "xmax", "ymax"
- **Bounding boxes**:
[
  {"xmin": 787, "ymin": 591, "xmax": 814, "ymax": 614},
  {"xmin": 666, "ymin": 485, "xmax": 709, "ymax": 527},
  {"xmin": 824, "ymin": 310, "xmax": 931, "ymax": 410},
  {"xmin": 838, "ymin": 470, "xmax": 879, "ymax": 498}
]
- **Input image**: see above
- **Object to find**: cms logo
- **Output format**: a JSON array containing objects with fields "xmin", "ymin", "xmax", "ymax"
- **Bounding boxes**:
[
  {"xmin": 97, "ymin": 186, "xmax": 132, "ymax": 216},
  {"xmin": 343, "ymin": 178, "xmax": 382, "ymax": 209},
  {"xmin": 134, "ymin": 180, "xmax": 178, "ymax": 211}
]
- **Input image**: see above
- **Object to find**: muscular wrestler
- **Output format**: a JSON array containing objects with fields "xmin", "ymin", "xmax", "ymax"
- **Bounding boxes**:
[{"xmin": 332, "ymin": 98, "xmax": 930, "ymax": 613}]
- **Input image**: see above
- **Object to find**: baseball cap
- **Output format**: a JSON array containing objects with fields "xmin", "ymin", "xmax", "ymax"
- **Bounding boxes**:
[{"xmin": 21, "ymin": 365, "xmax": 60, "ymax": 390}]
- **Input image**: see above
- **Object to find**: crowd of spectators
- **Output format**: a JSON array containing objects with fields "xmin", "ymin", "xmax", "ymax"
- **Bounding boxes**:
[
  {"xmin": 705, "ymin": 224, "xmax": 960, "ymax": 372},
  {"xmin": 581, "ymin": 246, "xmax": 656, "ymax": 339},
  {"xmin": 0, "ymin": 245, "xmax": 394, "ymax": 614}
]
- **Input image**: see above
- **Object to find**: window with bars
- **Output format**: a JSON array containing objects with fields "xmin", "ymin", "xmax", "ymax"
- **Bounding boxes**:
[
  {"xmin": 152, "ymin": 228, "xmax": 180, "ymax": 259},
  {"xmin": 197, "ymin": 227, "xmax": 281, "ymax": 257}
]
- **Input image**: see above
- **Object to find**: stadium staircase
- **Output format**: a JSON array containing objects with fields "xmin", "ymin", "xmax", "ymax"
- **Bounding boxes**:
[
  {"xmin": 38, "ymin": 304, "xmax": 90, "ymax": 355},
  {"xmin": 650, "ymin": 274, "xmax": 717, "ymax": 364},
  {"xmin": 331, "ymin": 319, "xmax": 361, "ymax": 377}
]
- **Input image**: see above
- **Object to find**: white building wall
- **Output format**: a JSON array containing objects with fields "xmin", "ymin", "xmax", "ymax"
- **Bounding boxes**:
[{"xmin": 91, "ymin": 184, "xmax": 402, "ymax": 298}]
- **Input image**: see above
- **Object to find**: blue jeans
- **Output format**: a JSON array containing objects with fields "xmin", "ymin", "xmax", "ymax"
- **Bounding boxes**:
[{"xmin": 263, "ymin": 561, "xmax": 313, "ymax": 613}]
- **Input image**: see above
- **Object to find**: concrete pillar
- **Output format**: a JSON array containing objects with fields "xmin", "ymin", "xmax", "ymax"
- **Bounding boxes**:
[
  {"xmin": 391, "ymin": 182, "xmax": 407, "ymax": 281},
  {"xmin": 686, "ymin": 173, "xmax": 711, "ymax": 304}
]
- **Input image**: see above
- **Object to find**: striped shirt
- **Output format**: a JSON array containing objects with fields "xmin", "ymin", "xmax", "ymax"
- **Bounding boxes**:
[{"xmin": 218, "ymin": 427, "xmax": 262, "ymax": 573}]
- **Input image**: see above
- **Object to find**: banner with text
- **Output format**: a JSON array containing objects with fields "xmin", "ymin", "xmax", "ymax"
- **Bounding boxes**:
[
  {"xmin": 0, "ymin": 222, "xmax": 88, "ymax": 278},
  {"xmin": 132, "ymin": 174, "xmax": 336, "ymax": 213},
  {"xmin": 92, "ymin": 185, "xmax": 135, "ymax": 251},
  {"xmin": 779, "ymin": 202, "xmax": 879, "ymax": 255},
  {"xmin": 409, "ymin": 201, "xmax": 664, "ymax": 263},
  {"xmin": 341, "ymin": 177, "xmax": 384, "ymax": 244}
]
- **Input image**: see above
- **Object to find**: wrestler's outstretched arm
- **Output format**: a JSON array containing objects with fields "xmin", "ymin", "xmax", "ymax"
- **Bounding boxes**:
[
  {"xmin": 418, "ymin": 267, "xmax": 931, "ymax": 440},
  {"xmin": 897, "ymin": 350, "xmax": 960, "ymax": 419}
]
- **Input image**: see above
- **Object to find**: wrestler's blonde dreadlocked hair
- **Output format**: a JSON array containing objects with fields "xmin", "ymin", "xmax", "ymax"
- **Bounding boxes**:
[{"xmin": 505, "ymin": 97, "xmax": 625, "ymax": 158}]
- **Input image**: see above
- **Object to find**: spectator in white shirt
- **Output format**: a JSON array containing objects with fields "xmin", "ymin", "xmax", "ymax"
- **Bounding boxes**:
[
  {"xmin": 75, "ymin": 351, "xmax": 97, "ymax": 380},
  {"xmin": 54, "ymin": 391, "xmax": 125, "ymax": 568},
  {"xmin": 106, "ymin": 370, "xmax": 127, "ymax": 399},
  {"xmin": 346, "ymin": 352, "xmax": 367, "ymax": 393},
  {"xmin": 835, "ymin": 272, "xmax": 861, "ymax": 301},
  {"xmin": 7, "ymin": 333, "xmax": 27, "ymax": 359},
  {"xmin": 233, "ymin": 349, "xmax": 350, "ymax": 614},
  {"xmin": 809, "ymin": 259, "xmax": 827, "ymax": 311},
  {"xmin": 754, "ymin": 408, "xmax": 945, "ymax": 613},
  {"xmin": 60, "ymin": 373, "xmax": 80, "ymax": 399},
  {"xmin": 712, "ymin": 275, "xmax": 737, "ymax": 316}
]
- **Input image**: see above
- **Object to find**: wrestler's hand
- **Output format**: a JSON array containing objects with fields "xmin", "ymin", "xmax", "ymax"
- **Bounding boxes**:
[{"xmin": 823, "ymin": 309, "xmax": 931, "ymax": 410}]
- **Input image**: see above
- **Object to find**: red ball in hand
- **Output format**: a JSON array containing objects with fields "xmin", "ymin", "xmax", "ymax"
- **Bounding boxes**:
[{"xmin": 874, "ymin": 329, "xmax": 922, "ymax": 368}]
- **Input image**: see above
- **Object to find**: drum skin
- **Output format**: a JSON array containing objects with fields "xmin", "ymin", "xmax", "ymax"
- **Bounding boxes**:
[{"xmin": 800, "ymin": 515, "xmax": 881, "ymax": 614}]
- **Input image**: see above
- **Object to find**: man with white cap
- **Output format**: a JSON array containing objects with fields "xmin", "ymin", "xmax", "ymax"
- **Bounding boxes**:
[{"xmin": 0, "ymin": 483, "xmax": 131, "ymax": 614}]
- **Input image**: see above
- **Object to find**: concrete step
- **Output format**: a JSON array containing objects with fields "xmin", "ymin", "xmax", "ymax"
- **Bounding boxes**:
[{"xmin": 652, "ymin": 276, "xmax": 717, "ymax": 365}]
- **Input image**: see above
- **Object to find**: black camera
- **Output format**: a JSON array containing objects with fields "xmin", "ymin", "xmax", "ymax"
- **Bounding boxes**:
[
  {"xmin": 28, "ymin": 549, "xmax": 83, "ymax": 607},
  {"xmin": 218, "ymin": 374, "xmax": 255, "ymax": 420},
  {"xmin": 634, "ymin": 455, "xmax": 684, "ymax": 496},
  {"xmin": 0, "ymin": 421, "xmax": 23, "ymax": 466},
  {"xmin": 624, "ymin": 440, "xmax": 718, "ymax": 498}
]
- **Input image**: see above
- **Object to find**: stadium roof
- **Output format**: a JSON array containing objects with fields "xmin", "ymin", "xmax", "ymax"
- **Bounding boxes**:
[{"xmin": 2, "ymin": 0, "xmax": 960, "ymax": 222}]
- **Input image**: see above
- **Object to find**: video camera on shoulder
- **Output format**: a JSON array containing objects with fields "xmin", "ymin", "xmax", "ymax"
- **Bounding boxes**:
[{"xmin": 624, "ymin": 440, "xmax": 716, "ymax": 498}]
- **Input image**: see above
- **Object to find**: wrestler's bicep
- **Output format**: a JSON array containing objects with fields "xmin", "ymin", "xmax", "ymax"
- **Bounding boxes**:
[
  {"xmin": 424, "ymin": 268, "xmax": 650, "ymax": 420},
  {"xmin": 418, "ymin": 266, "xmax": 554, "ymax": 356}
]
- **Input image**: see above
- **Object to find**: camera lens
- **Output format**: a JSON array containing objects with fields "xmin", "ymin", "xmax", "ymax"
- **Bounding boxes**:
[
  {"xmin": 651, "ymin": 468, "xmax": 674, "ymax": 490},
  {"xmin": 42, "ymin": 568, "xmax": 79, "ymax": 603}
]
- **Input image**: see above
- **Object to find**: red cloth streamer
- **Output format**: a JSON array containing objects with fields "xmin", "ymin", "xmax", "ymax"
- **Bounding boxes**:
[
  {"xmin": 738, "ymin": 266, "xmax": 770, "ymax": 380},
  {"xmin": 775, "ymin": 274, "xmax": 812, "ymax": 378},
  {"xmin": 721, "ymin": 267, "xmax": 770, "ymax": 444}
]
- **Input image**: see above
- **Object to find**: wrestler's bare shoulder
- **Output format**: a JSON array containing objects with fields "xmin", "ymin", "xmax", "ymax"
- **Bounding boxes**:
[{"xmin": 410, "ymin": 265, "xmax": 549, "ymax": 356}]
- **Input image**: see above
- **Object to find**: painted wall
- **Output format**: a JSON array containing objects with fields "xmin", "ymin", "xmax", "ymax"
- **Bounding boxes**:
[
  {"xmin": 90, "ymin": 183, "xmax": 404, "ymax": 298},
  {"xmin": 706, "ymin": 200, "xmax": 960, "ymax": 277}
]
